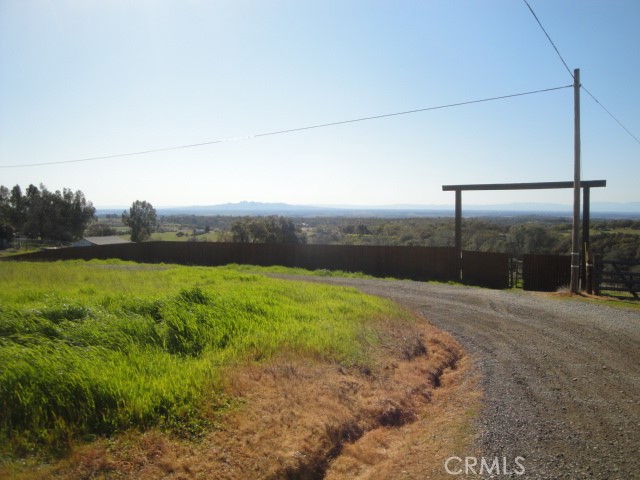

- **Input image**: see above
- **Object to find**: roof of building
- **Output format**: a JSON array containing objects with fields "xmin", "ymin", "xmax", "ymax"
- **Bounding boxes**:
[{"xmin": 76, "ymin": 236, "xmax": 131, "ymax": 246}]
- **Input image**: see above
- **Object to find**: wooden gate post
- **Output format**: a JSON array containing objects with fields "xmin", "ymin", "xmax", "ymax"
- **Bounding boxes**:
[{"xmin": 582, "ymin": 186, "xmax": 591, "ymax": 291}]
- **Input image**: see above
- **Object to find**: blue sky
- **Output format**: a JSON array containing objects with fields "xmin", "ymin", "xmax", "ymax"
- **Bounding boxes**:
[{"xmin": 1, "ymin": 0, "xmax": 638, "ymax": 208}]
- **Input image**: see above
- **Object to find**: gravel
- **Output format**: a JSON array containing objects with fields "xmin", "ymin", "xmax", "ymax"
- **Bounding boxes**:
[{"xmin": 273, "ymin": 275, "xmax": 640, "ymax": 480}]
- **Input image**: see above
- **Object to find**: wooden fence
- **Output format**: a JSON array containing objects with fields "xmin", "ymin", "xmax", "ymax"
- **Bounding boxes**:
[
  {"xmin": 462, "ymin": 251, "xmax": 511, "ymax": 289},
  {"xmin": 522, "ymin": 254, "xmax": 572, "ymax": 292},
  {"xmin": 6, "ymin": 242, "xmax": 511, "ymax": 288}
]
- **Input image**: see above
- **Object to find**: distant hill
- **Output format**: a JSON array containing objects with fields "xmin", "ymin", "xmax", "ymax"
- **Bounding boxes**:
[
  {"xmin": 157, "ymin": 202, "xmax": 330, "ymax": 216},
  {"xmin": 96, "ymin": 201, "xmax": 640, "ymax": 218}
]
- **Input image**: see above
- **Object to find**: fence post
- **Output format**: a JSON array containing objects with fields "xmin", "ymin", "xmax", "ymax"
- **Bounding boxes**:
[
  {"xmin": 455, "ymin": 189, "xmax": 462, "ymax": 281},
  {"xmin": 593, "ymin": 255, "xmax": 601, "ymax": 296},
  {"xmin": 586, "ymin": 250, "xmax": 594, "ymax": 294}
]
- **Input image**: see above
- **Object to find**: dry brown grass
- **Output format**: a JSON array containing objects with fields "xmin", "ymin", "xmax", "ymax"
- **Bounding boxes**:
[
  {"xmin": 324, "ymin": 324, "xmax": 481, "ymax": 480},
  {"xmin": 3, "ymin": 317, "xmax": 481, "ymax": 480},
  {"xmin": 535, "ymin": 289, "xmax": 640, "ymax": 310}
]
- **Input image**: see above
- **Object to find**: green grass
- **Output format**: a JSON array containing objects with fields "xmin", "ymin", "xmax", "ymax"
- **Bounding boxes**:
[
  {"xmin": 224, "ymin": 262, "xmax": 465, "ymax": 284},
  {"xmin": 0, "ymin": 260, "xmax": 409, "ymax": 458},
  {"xmin": 223, "ymin": 262, "xmax": 377, "ymax": 279},
  {"xmin": 572, "ymin": 292, "xmax": 640, "ymax": 310}
]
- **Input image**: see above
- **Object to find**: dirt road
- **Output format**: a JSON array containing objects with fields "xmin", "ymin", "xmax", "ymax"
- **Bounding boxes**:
[{"xmin": 277, "ymin": 276, "xmax": 640, "ymax": 479}]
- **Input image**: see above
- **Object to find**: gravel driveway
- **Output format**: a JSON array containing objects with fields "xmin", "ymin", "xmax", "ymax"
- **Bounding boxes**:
[{"xmin": 274, "ymin": 275, "xmax": 640, "ymax": 479}]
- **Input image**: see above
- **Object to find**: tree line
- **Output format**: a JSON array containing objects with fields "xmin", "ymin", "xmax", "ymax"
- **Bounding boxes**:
[
  {"xmin": 0, "ymin": 184, "xmax": 95, "ymax": 245},
  {"xmin": 229, "ymin": 216, "xmax": 305, "ymax": 244},
  {"xmin": 302, "ymin": 216, "xmax": 640, "ymax": 264},
  {"xmin": 0, "ymin": 185, "xmax": 161, "ymax": 246},
  {"xmin": 3, "ymin": 186, "xmax": 637, "ymax": 265},
  {"xmin": 152, "ymin": 214, "xmax": 639, "ymax": 263}
]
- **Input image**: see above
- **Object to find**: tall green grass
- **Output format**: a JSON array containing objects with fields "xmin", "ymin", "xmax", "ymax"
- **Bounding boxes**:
[{"xmin": 0, "ymin": 260, "xmax": 408, "ymax": 456}]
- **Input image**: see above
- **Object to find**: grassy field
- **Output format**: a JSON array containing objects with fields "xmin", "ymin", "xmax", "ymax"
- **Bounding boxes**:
[
  {"xmin": 0, "ymin": 260, "xmax": 410, "ymax": 460},
  {"xmin": 147, "ymin": 231, "xmax": 222, "ymax": 242}
]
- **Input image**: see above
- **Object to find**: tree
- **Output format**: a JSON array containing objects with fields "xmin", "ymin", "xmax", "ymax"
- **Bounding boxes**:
[
  {"xmin": 8, "ymin": 185, "xmax": 26, "ymax": 232},
  {"xmin": 122, "ymin": 200, "xmax": 157, "ymax": 242},
  {"xmin": 230, "ymin": 216, "xmax": 305, "ymax": 244},
  {"xmin": 0, "ymin": 186, "xmax": 13, "ymax": 247},
  {"xmin": 506, "ymin": 223, "xmax": 558, "ymax": 255},
  {"xmin": 85, "ymin": 222, "xmax": 117, "ymax": 237}
]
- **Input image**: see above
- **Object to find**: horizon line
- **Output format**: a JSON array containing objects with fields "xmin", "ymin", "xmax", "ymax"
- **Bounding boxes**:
[{"xmin": 95, "ymin": 200, "xmax": 639, "ymax": 210}]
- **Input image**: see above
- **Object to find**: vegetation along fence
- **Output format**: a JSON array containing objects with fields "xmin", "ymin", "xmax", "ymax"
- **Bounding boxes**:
[{"xmin": 6, "ymin": 242, "xmax": 511, "ymax": 289}]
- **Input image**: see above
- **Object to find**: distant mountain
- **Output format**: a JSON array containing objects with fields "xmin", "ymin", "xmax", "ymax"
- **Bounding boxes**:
[
  {"xmin": 96, "ymin": 201, "xmax": 639, "ymax": 218},
  {"xmin": 154, "ymin": 202, "xmax": 460, "ymax": 217},
  {"xmin": 157, "ymin": 201, "xmax": 328, "ymax": 216}
]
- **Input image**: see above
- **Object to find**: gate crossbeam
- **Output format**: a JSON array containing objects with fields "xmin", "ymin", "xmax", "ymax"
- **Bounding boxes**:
[{"xmin": 442, "ymin": 180, "xmax": 607, "ymax": 289}]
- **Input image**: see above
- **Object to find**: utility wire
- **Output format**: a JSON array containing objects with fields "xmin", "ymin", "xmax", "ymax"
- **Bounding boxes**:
[
  {"xmin": 1, "ymin": 85, "xmax": 572, "ymax": 169},
  {"xmin": 582, "ymin": 85, "xmax": 640, "ymax": 145},
  {"xmin": 254, "ymin": 85, "xmax": 571, "ymax": 138},
  {"xmin": 522, "ymin": 0, "xmax": 640, "ymax": 146},
  {"xmin": 522, "ymin": 0, "xmax": 574, "ymax": 79}
]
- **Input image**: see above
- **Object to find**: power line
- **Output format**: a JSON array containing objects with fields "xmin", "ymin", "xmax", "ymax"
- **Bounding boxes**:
[
  {"xmin": 1, "ymin": 85, "xmax": 572, "ymax": 169},
  {"xmin": 522, "ymin": 0, "xmax": 640, "ymax": 146},
  {"xmin": 254, "ymin": 85, "xmax": 571, "ymax": 138},
  {"xmin": 581, "ymin": 86, "xmax": 640, "ymax": 145},
  {"xmin": 522, "ymin": 0, "xmax": 574, "ymax": 79}
]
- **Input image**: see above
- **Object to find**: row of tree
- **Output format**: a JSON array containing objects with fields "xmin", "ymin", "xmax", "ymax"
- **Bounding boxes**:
[
  {"xmin": 303, "ymin": 216, "xmax": 640, "ymax": 263},
  {"xmin": 108, "ymin": 212, "xmax": 639, "ymax": 263},
  {"xmin": 2, "ymin": 184, "xmax": 637, "ymax": 264},
  {"xmin": 0, "ymin": 184, "xmax": 160, "ymax": 246},
  {"xmin": 0, "ymin": 184, "xmax": 95, "ymax": 244}
]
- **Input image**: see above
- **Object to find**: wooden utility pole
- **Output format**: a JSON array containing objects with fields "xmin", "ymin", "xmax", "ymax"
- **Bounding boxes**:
[
  {"xmin": 455, "ymin": 189, "xmax": 462, "ymax": 281},
  {"xmin": 570, "ymin": 68, "xmax": 581, "ymax": 293}
]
